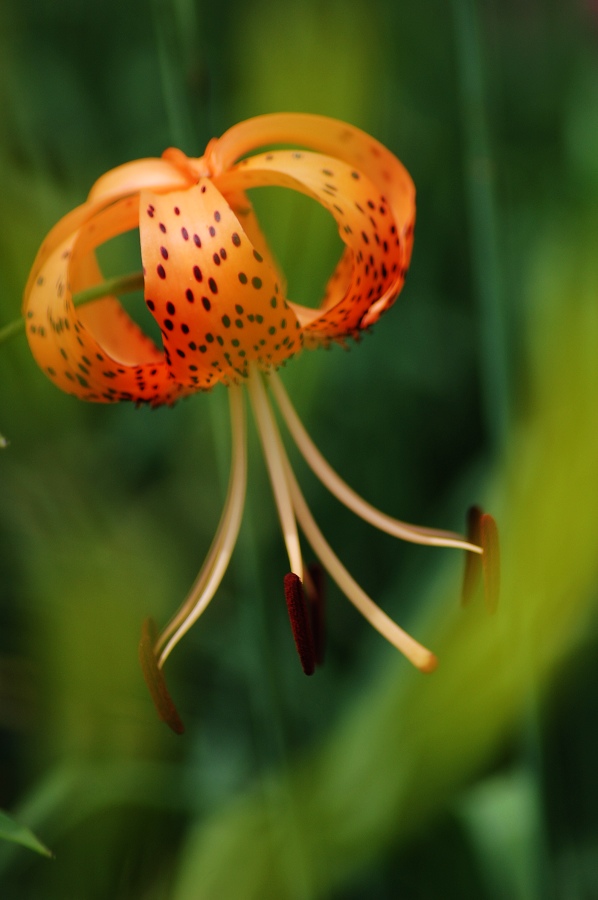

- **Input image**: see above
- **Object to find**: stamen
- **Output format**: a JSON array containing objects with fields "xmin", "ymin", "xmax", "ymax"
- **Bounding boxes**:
[
  {"xmin": 461, "ymin": 506, "xmax": 500, "ymax": 613},
  {"xmin": 307, "ymin": 562, "xmax": 326, "ymax": 667},
  {"xmin": 279, "ymin": 444, "xmax": 438, "ymax": 673},
  {"xmin": 139, "ymin": 618, "xmax": 185, "ymax": 734},
  {"xmin": 155, "ymin": 384, "xmax": 247, "ymax": 666},
  {"xmin": 462, "ymin": 505, "xmax": 483, "ymax": 605},
  {"xmin": 247, "ymin": 365, "xmax": 304, "ymax": 578},
  {"xmin": 283, "ymin": 573, "xmax": 316, "ymax": 675},
  {"xmin": 269, "ymin": 372, "xmax": 482, "ymax": 553},
  {"xmin": 480, "ymin": 513, "xmax": 500, "ymax": 614}
]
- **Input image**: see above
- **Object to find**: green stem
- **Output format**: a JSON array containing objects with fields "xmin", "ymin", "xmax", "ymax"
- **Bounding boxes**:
[
  {"xmin": 452, "ymin": 0, "xmax": 511, "ymax": 455},
  {"xmin": 0, "ymin": 271, "xmax": 144, "ymax": 347}
]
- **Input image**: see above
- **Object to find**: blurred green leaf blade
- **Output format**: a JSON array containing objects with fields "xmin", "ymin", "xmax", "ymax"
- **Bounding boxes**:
[{"xmin": 0, "ymin": 809, "xmax": 53, "ymax": 858}]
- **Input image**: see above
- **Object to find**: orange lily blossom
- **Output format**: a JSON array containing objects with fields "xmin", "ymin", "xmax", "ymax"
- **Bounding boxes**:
[{"xmin": 22, "ymin": 113, "xmax": 498, "ymax": 732}]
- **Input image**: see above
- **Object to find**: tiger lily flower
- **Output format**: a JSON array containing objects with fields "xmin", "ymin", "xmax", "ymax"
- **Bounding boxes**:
[{"xmin": 23, "ymin": 114, "xmax": 498, "ymax": 732}]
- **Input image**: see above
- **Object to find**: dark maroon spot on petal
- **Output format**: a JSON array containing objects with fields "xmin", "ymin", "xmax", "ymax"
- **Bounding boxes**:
[
  {"xmin": 202, "ymin": 296, "xmax": 211, "ymax": 311},
  {"xmin": 160, "ymin": 246, "xmax": 169, "ymax": 260},
  {"xmin": 185, "ymin": 289, "xmax": 194, "ymax": 303},
  {"xmin": 157, "ymin": 265, "xmax": 166, "ymax": 279},
  {"xmin": 193, "ymin": 266, "xmax": 202, "ymax": 282},
  {"xmin": 208, "ymin": 277, "xmax": 218, "ymax": 294}
]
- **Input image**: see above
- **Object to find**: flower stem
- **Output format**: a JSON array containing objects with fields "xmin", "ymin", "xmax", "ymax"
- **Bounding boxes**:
[{"xmin": 0, "ymin": 271, "xmax": 144, "ymax": 348}]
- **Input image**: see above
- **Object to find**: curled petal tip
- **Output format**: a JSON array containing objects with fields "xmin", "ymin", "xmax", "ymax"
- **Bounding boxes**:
[
  {"xmin": 139, "ymin": 618, "xmax": 185, "ymax": 734},
  {"xmin": 283, "ymin": 573, "xmax": 316, "ymax": 676}
]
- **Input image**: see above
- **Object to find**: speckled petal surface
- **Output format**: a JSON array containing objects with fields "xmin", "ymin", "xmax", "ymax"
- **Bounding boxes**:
[
  {"xmin": 217, "ymin": 150, "xmax": 409, "ymax": 341},
  {"xmin": 207, "ymin": 112, "xmax": 415, "ymax": 260},
  {"xmin": 24, "ymin": 196, "xmax": 180, "ymax": 406},
  {"xmin": 139, "ymin": 179, "xmax": 302, "ymax": 389}
]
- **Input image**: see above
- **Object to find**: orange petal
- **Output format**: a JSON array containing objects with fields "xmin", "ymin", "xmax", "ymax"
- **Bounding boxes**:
[
  {"xmin": 88, "ymin": 157, "xmax": 192, "ymax": 204},
  {"xmin": 25, "ymin": 159, "xmax": 191, "ymax": 302},
  {"xmin": 207, "ymin": 112, "xmax": 415, "ymax": 261},
  {"xmin": 24, "ymin": 195, "xmax": 179, "ymax": 406},
  {"xmin": 217, "ymin": 149, "xmax": 409, "ymax": 341},
  {"xmin": 139, "ymin": 180, "xmax": 302, "ymax": 389}
]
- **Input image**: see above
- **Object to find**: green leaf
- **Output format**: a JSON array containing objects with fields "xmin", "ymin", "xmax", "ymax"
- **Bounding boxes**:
[{"xmin": 0, "ymin": 810, "xmax": 53, "ymax": 858}]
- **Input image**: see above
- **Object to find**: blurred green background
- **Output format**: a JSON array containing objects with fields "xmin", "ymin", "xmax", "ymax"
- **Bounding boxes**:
[{"xmin": 1, "ymin": 1, "xmax": 598, "ymax": 897}]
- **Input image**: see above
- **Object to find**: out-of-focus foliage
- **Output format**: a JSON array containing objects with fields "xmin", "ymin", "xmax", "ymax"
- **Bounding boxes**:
[{"xmin": 1, "ymin": 1, "xmax": 598, "ymax": 898}]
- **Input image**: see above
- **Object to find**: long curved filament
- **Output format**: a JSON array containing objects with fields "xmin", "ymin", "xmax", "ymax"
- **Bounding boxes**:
[
  {"xmin": 269, "ymin": 371, "xmax": 481, "ymax": 554},
  {"xmin": 247, "ymin": 365, "xmax": 304, "ymax": 579},
  {"xmin": 156, "ymin": 384, "xmax": 247, "ymax": 667}
]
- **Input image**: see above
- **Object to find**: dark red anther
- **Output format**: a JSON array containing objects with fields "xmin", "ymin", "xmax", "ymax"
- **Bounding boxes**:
[
  {"xmin": 306, "ymin": 563, "xmax": 326, "ymax": 667},
  {"xmin": 462, "ymin": 505, "xmax": 483, "ymax": 606},
  {"xmin": 283, "ymin": 573, "xmax": 316, "ymax": 675},
  {"xmin": 139, "ymin": 617, "xmax": 185, "ymax": 734}
]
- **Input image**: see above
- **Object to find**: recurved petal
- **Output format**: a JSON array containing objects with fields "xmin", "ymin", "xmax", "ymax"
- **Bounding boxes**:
[
  {"xmin": 216, "ymin": 149, "xmax": 409, "ymax": 341},
  {"xmin": 139, "ymin": 179, "xmax": 302, "ymax": 388},
  {"xmin": 88, "ymin": 157, "xmax": 192, "ymax": 204},
  {"xmin": 23, "ymin": 195, "xmax": 179, "ymax": 406},
  {"xmin": 24, "ymin": 160, "xmax": 191, "ymax": 302},
  {"xmin": 206, "ymin": 112, "xmax": 415, "ymax": 260}
]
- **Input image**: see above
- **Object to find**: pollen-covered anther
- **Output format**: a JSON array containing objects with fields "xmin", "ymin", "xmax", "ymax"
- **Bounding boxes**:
[
  {"xmin": 284, "ymin": 572, "xmax": 316, "ymax": 675},
  {"xmin": 138, "ymin": 617, "xmax": 185, "ymax": 734}
]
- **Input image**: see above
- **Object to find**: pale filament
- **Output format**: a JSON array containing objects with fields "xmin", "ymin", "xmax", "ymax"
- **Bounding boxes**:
[
  {"xmin": 273, "ymin": 424, "xmax": 437, "ymax": 673},
  {"xmin": 247, "ymin": 365, "xmax": 304, "ymax": 580},
  {"xmin": 156, "ymin": 384, "xmax": 247, "ymax": 668},
  {"xmin": 268, "ymin": 371, "xmax": 482, "ymax": 555}
]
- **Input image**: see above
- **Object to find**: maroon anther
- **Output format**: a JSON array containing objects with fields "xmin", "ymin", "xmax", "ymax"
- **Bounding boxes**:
[
  {"xmin": 284, "ymin": 573, "xmax": 316, "ymax": 675},
  {"xmin": 139, "ymin": 617, "xmax": 185, "ymax": 734},
  {"xmin": 462, "ymin": 505, "xmax": 483, "ymax": 606},
  {"xmin": 306, "ymin": 563, "xmax": 326, "ymax": 667}
]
